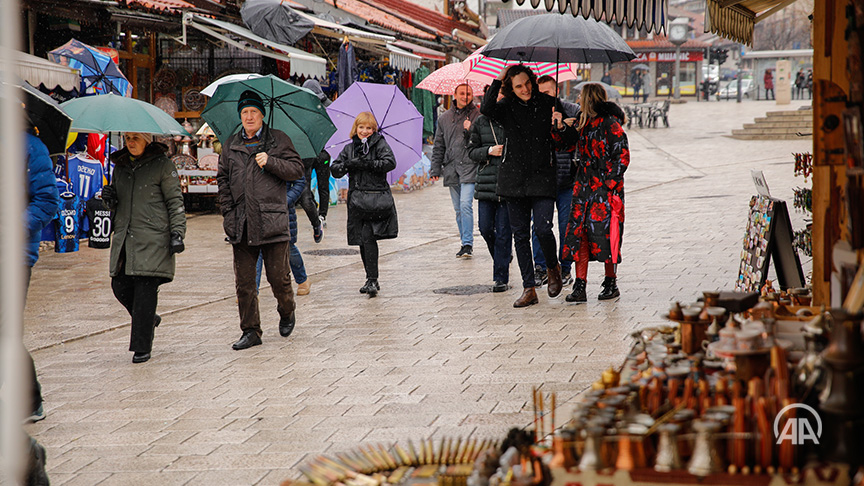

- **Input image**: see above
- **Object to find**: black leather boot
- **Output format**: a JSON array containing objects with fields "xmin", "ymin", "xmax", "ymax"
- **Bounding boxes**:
[
  {"xmin": 598, "ymin": 277, "xmax": 620, "ymax": 300},
  {"xmin": 565, "ymin": 278, "xmax": 587, "ymax": 303},
  {"xmin": 360, "ymin": 279, "xmax": 378, "ymax": 297}
]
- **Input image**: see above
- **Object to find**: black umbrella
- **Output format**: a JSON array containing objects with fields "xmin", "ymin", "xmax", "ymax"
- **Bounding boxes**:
[
  {"xmin": 14, "ymin": 80, "xmax": 72, "ymax": 156},
  {"xmin": 481, "ymin": 14, "xmax": 636, "ymax": 64},
  {"xmin": 241, "ymin": 0, "xmax": 314, "ymax": 46}
]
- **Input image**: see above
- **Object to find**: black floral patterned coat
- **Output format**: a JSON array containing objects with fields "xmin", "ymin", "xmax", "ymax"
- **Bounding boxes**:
[{"xmin": 554, "ymin": 101, "xmax": 629, "ymax": 264}]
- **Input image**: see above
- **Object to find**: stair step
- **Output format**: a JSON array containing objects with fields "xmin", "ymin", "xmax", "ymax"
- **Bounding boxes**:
[
  {"xmin": 766, "ymin": 109, "xmax": 812, "ymax": 117},
  {"xmin": 744, "ymin": 121, "xmax": 813, "ymax": 129},
  {"xmin": 730, "ymin": 133, "xmax": 812, "ymax": 140},
  {"xmin": 753, "ymin": 116, "xmax": 812, "ymax": 123},
  {"xmin": 732, "ymin": 127, "xmax": 808, "ymax": 134}
]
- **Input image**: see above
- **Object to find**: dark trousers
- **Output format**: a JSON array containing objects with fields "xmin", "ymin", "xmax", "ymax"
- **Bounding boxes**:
[
  {"xmin": 765, "ymin": 88, "xmax": 774, "ymax": 100},
  {"xmin": 111, "ymin": 260, "xmax": 162, "ymax": 354},
  {"xmin": 233, "ymin": 237, "xmax": 295, "ymax": 337},
  {"xmin": 298, "ymin": 188, "xmax": 320, "ymax": 229},
  {"xmin": 507, "ymin": 197, "xmax": 558, "ymax": 288},
  {"xmin": 306, "ymin": 161, "xmax": 331, "ymax": 218},
  {"xmin": 359, "ymin": 221, "xmax": 378, "ymax": 280},
  {"xmin": 533, "ymin": 187, "xmax": 573, "ymax": 275},
  {"xmin": 478, "ymin": 200, "xmax": 512, "ymax": 284},
  {"xmin": 24, "ymin": 266, "xmax": 42, "ymax": 413}
]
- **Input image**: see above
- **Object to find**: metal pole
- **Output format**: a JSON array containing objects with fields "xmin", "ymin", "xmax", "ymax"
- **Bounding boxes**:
[
  {"xmin": 673, "ymin": 45, "xmax": 682, "ymax": 100},
  {"xmin": 1, "ymin": 0, "xmax": 27, "ymax": 483},
  {"xmin": 736, "ymin": 46, "xmax": 743, "ymax": 103}
]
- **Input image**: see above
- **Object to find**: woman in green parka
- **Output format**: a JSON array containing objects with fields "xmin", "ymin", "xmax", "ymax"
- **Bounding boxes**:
[{"xmin": 101, "ymin": 132, "xmax": 186, "ymax": 363}]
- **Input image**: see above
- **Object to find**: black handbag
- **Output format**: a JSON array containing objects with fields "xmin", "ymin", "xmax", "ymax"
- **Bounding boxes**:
[{"xmin": 349, "ymin": 189, "xmax": 394, "ymax": 220}]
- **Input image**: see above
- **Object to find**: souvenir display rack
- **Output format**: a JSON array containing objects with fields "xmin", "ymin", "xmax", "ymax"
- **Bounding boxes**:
[{"xmin": 286, "ymin": 287, "xmax": 864, "ymax": 486}]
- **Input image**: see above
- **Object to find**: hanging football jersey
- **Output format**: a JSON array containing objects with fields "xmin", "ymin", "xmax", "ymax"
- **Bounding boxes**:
[
  {"xmin": 67, "ymin": 153, "xmax": 105, "ymax": 201},
  {"xmin": 54, "ymin": 191, "xmax": 82, "ymax": 253},
  {"xmin": 85, "ymin": 196, "xmax": 112, "ymax": 249}
]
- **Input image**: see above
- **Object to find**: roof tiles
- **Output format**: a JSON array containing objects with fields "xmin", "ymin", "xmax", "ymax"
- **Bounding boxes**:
[
  {"xmin": 358, "ymin": 0, "xmax": 478, "ymax": 38},
  {"xmin": 122, "ymin": 0, "xmax": 195, "ymax": 14},
  {"xmin": 322, "ymin": 0, "xmax": 435, "ymax": 40}
]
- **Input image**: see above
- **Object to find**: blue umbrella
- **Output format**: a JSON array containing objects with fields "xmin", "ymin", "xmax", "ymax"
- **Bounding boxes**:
[{"xmin": 49, "ymin": 39, "xmax": 130, "ymax": 96}]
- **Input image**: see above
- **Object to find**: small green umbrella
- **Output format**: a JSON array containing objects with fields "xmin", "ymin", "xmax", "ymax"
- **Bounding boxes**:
[
  {"xmin": 201, "ymin": 75, "xmax": 335, "ymax": 159},
  {"xmin": 60, "ymin": 94, "xmax": 189, "ymax": 136}
]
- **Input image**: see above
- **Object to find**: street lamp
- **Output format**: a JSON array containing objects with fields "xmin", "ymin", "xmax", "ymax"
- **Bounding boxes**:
[{"xmin": 668, "ymin": 17, "xmax": 691, "ymax": 100}]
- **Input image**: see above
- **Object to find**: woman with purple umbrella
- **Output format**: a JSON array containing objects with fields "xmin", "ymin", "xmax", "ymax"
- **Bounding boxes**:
[{"xmin": 330, "ymin": 112, "xmax": 398, "ymax": 298}]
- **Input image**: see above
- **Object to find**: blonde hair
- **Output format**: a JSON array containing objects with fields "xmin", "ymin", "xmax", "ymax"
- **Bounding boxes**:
[
  {"xmin": 350, "ymin": 112, "xmax": 378, "ymax": 138},
  {"xmin": 577, "ymin": 84, "xmax": 625, "ymax": 130}
]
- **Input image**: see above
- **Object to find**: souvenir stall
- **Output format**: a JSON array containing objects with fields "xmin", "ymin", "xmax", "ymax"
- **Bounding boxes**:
[{"xmin": 282, "ymin": 282, "xmax": 862, "ymax": 486}]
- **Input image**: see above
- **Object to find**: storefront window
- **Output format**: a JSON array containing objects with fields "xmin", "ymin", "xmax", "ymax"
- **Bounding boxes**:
[{"xmin": 655, "ymin": 62, "xmax": 697, "ymax": 96}]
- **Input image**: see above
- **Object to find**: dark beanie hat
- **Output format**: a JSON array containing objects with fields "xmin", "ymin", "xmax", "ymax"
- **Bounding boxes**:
[{"xmin": 237, "ymin": 90, "xmax": 265, "ymax": 116}]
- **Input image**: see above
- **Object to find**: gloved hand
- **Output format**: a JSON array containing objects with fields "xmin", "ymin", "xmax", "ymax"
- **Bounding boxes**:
[
  {"xmin": 100, "ymin": 184, "xmax": 117, "ymax": 208},
  {"xmin": 169, "ymin": 231, "xmax": 185, "ymax": 254}
]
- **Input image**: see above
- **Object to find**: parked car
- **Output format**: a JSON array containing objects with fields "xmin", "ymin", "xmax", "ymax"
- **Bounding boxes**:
[{"xmin": 716, "ymin": 78, "xmax": 755, "ymax": 99}]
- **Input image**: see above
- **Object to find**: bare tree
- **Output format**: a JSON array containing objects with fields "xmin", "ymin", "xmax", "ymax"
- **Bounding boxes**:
[{"xmin": 754, "ymin": 1, "xmax": 813, "ymax": 51}]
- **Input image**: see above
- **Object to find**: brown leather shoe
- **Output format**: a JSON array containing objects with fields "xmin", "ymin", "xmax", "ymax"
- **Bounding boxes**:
[
  {"xmin": 513, "ymin": 287, "xmax": 539, "ymax": 308},
  {"xmin": 547, "ymin": 265, "xmax": 563, "ymax": 298}
]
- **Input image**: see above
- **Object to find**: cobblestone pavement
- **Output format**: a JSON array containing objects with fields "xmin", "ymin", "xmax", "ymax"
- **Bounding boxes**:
[{"xmin": 23, "ymin": 99, "xmax": 813, "ymax": 485}]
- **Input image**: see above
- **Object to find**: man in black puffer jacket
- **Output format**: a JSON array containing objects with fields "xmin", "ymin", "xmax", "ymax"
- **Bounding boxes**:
[
  {"xmin": 532, "ymin": 76, "xmax": 579, "ymax": 287},
  {"xmin": 467, "ymin": 87, "xmax": 512, "ymax": 292}
]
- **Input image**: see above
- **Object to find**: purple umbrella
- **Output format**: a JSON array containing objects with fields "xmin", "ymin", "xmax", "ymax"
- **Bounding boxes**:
[{"xmin": 325, "ymin": 82, "xmax": 424, "ymax": 184}]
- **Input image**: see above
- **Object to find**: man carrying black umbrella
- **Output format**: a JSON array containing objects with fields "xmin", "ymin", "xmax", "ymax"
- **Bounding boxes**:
[{"xmin": 217, "ymin": 90, "xmax": 306, "ymax": 350}]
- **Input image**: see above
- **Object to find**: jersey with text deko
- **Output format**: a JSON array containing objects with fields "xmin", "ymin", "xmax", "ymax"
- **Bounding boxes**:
[
  {"xmin": 85, "ymin": 197, "xmax": 112, "ymax": 249},
  {"xmin": 67, "ymin": 153, "xmax": 105, "ymax": 201},
  {"xmin": 54, "ymin": 192, "xmax": 82, "ymax": 253}
]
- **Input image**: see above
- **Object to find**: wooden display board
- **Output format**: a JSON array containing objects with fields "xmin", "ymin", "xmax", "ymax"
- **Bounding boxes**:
[{"xmin": 736, "ymin": 195, "xmax": 806, "ymax": 292}]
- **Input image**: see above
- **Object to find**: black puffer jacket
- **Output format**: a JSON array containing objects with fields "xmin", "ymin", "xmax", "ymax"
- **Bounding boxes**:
[
  {"xmin": 330, "ymin": 132, "xmax": 398, "ymax": 245},
  {"xmin": 467, "ymin": 114, "xmax": 506, "ymax": 202},
  {"xmin": 556, "ymin": 99, "xmax": 580, "ymax": 191},
  {"xmin": 480, "ymin": 79, "xmax": 562, "ymax": 199}
]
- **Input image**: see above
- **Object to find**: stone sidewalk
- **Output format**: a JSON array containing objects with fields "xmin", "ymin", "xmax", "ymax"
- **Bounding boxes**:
[{"xmin": 23, "ymin": 98, "xmax": 813, "ymax": 485}]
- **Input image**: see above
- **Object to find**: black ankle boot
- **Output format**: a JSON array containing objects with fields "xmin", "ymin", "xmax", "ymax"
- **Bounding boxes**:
[
  {"xmin": 360, "ymin": 279, "xmax": 378, "ymax": 297},
  {"xmin": 565, "ymin": 278, "xmax": 587, "ymax": 303},
  {"xmin": 598, "ymin": 276, "xmax": 620, "ymax": 300}
]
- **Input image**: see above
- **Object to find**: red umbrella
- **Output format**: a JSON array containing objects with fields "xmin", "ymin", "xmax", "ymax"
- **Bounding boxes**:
[{"xmin": 416, "ymin": 62, "xmax": 488, "ymax": 95}]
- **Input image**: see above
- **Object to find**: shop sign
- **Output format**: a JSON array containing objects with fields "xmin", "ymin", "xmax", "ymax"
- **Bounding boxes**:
[{"xmin": 632, "ymin": 51, "xmax": 704, "ymax": 63}]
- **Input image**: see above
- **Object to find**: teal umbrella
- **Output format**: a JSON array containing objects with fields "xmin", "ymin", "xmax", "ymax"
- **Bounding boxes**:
[
  {"xmin": 201, "ymin": 75, "xmax": 335, "ymax": 159},
  {"xmin": 60, "ymin": 94, "xmax": 189, "ymax": 136}
]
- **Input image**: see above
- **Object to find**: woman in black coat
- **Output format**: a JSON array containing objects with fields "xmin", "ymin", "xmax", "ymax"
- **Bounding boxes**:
[
  {"xmin": 468, "ymin": 90, "xmax": 512, "ymax": 293},
  {"xmin": 480, "ymin": 65, "xmax": 564, "ymax": 308},
  {"xmin": 330, "ymin": 112, "xmax": 398, "ymax": 297}
]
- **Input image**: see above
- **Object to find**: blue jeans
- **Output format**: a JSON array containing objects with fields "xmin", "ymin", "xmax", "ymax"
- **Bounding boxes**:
[
  {"xmin": 508, "ymin": 197, "xmax": 557, "ymax": 288},
  {"xmin": 255, "ymin": 243, "xmax": 307, "ymax": 291},
  {"xmin": 449, "ymin": 183, "xmax": 475, "ymax": 247},
  {"xmin": 477, "ymin": 200, "xmax": 512, "ymax": 284},
  {"xmin": 533, "ymin": 187, "xmax": 573, "ymax": 275}
]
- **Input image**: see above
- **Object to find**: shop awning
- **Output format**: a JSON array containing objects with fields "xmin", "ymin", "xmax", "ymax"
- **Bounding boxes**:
[
  {"xmin": 183, "ymin": 13, "xmax": 327, "ymax": 79},
  {"xmin": 294, "ymin": 9, "xmax": 396, "ymax": 46},
  {"xmin": 386, "ymin": 44, "xmax": 422, "ymax": 72},
  {"xmin": 507, "ymin": 0, "xmax": 667, "ymax": 36},
  {"xmin": 391, "ymin": 40, "xmax": 446, "ymax": 62},
  {"xmin": 704, "ymin": 0, "xmax": 799, "ymax": 46},
  {"xmin": 15, "ymin": 52, "xmax": 80, "ymax": 91}
]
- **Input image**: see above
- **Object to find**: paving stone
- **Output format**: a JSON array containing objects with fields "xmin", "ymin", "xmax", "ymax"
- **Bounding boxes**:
[{"xmin": 24, "ymin": 99, "xmax": 814, "ymax": 483}]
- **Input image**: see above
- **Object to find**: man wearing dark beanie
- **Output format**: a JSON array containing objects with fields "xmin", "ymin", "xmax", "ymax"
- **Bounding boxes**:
[{"xmin": 217, "ymin": 88, "xmax": 306, "ymax": 350}]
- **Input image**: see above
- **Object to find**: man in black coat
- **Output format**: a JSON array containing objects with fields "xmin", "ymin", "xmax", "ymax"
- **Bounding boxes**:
[{"xmin": 532, "ymin": 76, "xmax": 579, "ymax": 288}]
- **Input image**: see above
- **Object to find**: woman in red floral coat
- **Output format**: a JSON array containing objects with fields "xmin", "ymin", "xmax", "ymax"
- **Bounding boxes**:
[{"xmin": 553, "ymin": 83, "xmax": 629, "ymax": 303}]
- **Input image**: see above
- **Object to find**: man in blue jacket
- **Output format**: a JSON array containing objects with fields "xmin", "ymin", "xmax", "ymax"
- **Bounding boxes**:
[{"xmin": 24, "ymin": 131, "xmax": 61, "ymax": 422}]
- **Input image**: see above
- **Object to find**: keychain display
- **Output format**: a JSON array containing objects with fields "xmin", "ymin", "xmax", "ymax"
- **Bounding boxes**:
[{"xmin": 793, "ymin": 152, "xmax": 813, "ymax": 180}]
